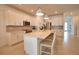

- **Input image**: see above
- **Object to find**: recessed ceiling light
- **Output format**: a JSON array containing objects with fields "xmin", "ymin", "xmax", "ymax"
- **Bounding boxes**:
[
  {"xmin": 31, "ymin": 10, "xmax": 34, "ymax": 12},
  {"xmin": 70, "ymin": 12, "xmax": 73, "ymax": 15},
  {"xmin": 54, "ymin": 11, "xmax": 58, "ymax": 14},
  {"xmin": 7, "ymin": 10, "xmax": 11, "ymax": 12},
  {"xmin": 18, "ymin": 4, "xmax": 22, "ymax": 6}
]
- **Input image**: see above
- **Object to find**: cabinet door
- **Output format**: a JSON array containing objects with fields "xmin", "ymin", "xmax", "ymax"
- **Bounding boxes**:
[
  {"xmin": 8, "ymin": 31, "xmax": 18, "ymax": 45},
  {"xmin": 24, "ymin": 36, "xmax": 39, "ymax": 55},
  {"xmin": 8, "ymin": 31, "xmax": 24, "ymax": 45},
  {"xmin": 17, "ymin": 31, "xmax": 24, "ymax": 42}
]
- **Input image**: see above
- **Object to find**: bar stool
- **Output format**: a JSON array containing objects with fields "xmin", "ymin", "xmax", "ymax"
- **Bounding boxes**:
[{"xmin": 40, "ymin": 32, "xmax": 56, "ymax": 55}]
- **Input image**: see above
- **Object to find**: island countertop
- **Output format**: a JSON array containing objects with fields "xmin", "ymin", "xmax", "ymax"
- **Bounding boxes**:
[{"xmin": 24, "ymin": 30, "xmax": 53, "ymax": 39}]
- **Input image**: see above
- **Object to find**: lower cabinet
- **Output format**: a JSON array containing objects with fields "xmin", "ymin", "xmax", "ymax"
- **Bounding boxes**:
[
  {"xmin": 52, "ymin": 29, "xmax": 64, "ymax": 38},
  {"xmin": 56, "ymin": 29, "xmax": 64, "ymax": 37},
  {"xmin": 8, "ymin": 31, "xmax": 24, "ymax": 45},
  {"xmin": 24, "ymin": 35, "xmax": 40, "ymax": 55}
]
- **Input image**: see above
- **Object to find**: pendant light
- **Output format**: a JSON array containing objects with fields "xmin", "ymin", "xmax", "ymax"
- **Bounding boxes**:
[
  {"xmin": 35, "ymin": 8, "xmax": 44, "ymax": 16},
  {"xmin": 44, "ymin": 15, "xmax": 49, "ymax": 20}
]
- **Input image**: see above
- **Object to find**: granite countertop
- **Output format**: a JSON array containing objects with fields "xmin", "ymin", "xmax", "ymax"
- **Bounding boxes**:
[
  {"xmin": 6, "ymin": 25, "xmax": 30, "ymax": 27},
  {"xmin": 6, "ymin": 25, "xmax": 32, "ymax": 32},
  {"xmin": 24, "ymin": 30, "xmax": 53, "ymax": 39},
  {"xmin": 51, "ymin": 25, "xmax": 63, "ymax": 29}
]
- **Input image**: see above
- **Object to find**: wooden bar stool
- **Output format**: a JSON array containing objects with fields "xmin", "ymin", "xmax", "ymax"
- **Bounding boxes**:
[{"xmin": 40, "ymin": 33, "xmax": 56, "ymax": 55}]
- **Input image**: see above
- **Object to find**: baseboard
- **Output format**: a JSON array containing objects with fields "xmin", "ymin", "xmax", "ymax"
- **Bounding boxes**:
[
  {"xmin": 0, "ymin": 43, "xmax": 8, "ymax": 48},
  {"xmin": 10, "ymin": 40, "xmax": 24, "ymax": 46}
]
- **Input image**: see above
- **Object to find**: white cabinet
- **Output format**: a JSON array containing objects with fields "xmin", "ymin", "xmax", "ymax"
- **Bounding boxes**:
[
  {"xmin": 24, "ymin": 35, "xmax": 40, "ymax": 55},
  {"xmin": 8, "ymin": 31, "xmax": 24, "ymax": 45},
  {"xmin": 0, "ymin": 9, "xmax": 8, "ymax": 47},
  {"xmin": 52, "ymin": 29, "xmax": 64, "ymax": 37}
]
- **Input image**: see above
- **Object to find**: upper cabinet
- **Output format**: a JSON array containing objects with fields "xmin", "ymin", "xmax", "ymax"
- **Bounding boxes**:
[
  {"xmin": 0, "ymin": 5, "xmax": 8, "ymax": 47},
  {"xmin": 51, "ymin": 15, "xmax": 64, "ymax": 26}
]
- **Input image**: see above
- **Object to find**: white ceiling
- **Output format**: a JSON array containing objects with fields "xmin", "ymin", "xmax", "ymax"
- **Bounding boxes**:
[{"xmin": 6, "ymin": 4, "xmax": 79, "ymax": 16}]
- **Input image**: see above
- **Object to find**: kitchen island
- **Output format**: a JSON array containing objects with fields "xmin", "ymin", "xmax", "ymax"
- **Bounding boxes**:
[{"xmin": 24, "ymin": 30, "xmax": 53, "ymax": 55}]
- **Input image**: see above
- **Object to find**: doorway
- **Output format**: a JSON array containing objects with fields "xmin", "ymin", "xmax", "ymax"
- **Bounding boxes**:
[{"xmin": 64, "ymin": 16, "xmax": 74, "ymax": 43}]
